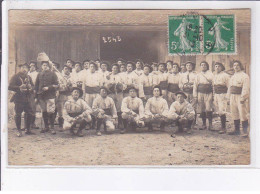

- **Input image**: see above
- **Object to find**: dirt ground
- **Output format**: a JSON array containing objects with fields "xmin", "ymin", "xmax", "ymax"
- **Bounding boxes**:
[{"xmin": 7, "ymin": 114, "xmax": 250, "ymax": 166}]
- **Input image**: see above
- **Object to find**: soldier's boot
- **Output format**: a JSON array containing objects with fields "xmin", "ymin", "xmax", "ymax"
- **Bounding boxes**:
[
  {"xmin": 41, "ymin": 112, "xmax": 49, "ymax": 133},
  {"xmin": 96, "ymin": 119, "xmax": 102, "ymax": 136},
  {"xmin": 49, "ymin": 113, "xmax": 56, "ymax": 135},
  {"xmin": 130, "ymin": 122, "xmax": 137, "ymax": 132},
  {"xmin": 103, "ymin": 121, "xmax": 107, "ymax": 133},
  {"xmin": 25, "ymin": 114, "xmax": 34, "ymax": 135},
  {"xmin": 200, "ymin": 112, "xmax": 207, "ymax": 130},
  {"xmin": 76, "ymin": 121, "xmax": 85, "ymax": 137},
  {"xmin": 121, "ymin": 119, "xmax": 127, "ymax": 134},
  {"xmin": 31, "ymin": 115, "xmax": 39, "ymax": 129},
  {"xmin": 242, "ymin": 120, "xmax": 249, "ymax": 138},
  {"xmin": 207, "ymin": 111, "xmax": 214, "ymax": 131},
  {"xmin": 228, "ymin": 119, "xmax": 241, "ymax": 135},
  {"xmin": 147, "ymin": 123, "xmax": 153, "ymax": 132},
  {"xmin": 58, "ymin": 117, "xmax": 64, "ymax": 132},
  {"xmin": 219, "ymin": 115, "xmax": 227, "ymax": 134},
  {"xmin": 186, "ymin": 120, "xmax": 193, "ymax": 134},
  {"xmin": 15, "ymin": 114, "xmax": 23, "ymax": 137},
  {"xmin": 177, "ymin": 121, "xmax": 184, "ymax": 133},
  {"xmin": 91, "ymin": 116, "xmax": 97, "ymax": 130},
  {"xmin": 117, "ymin": 112, "xmax": 123, "ymax": 129},
  {"xmin": 160, "ymin": 121, "xmax": 166, "ymax": 131}
]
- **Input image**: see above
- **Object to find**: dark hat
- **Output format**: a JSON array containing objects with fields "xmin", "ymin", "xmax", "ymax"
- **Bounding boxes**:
[
  {"xmin": 153, "ymin": 85, "xmax": 162, "ymax": 96},
  {"xmin": 214, "ymin": 62, "xmax": 225, "ymax": 71},
  {"xmin": 71, "ymin": 86, "xmax": 83, "ymax": 97},
  {"xmin": 185, "ymin": 61, "xmax": 196, "ymax": 70},
  {"xmin": 143, "ymin": 64, "xmax": 152, "ymax": 72},
  {"xmin": 176, "ymin": 91, "xmax": 187, "ymax": 99},
  {"xmin": 18, "ymin": 63, "xmax": 29, "ymax": 68},
  {"xmin": 200, "ymin": 61, "xmax": 210, "ymax": 70}
]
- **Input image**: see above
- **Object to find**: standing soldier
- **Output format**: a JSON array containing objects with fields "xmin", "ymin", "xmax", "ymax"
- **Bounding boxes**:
[
  {"xmin": 9, "ymin": 63, "xmax": 34, "ymax": 137},
  {"xmin": 166, "ymin": 60, "xmax": 174, "ymax": 73},
  {"xmin": 70, "ymin": 62, "xmax": 83, "ymax": 88},
  {"xmin": 63, "ymin": 86, "xmax": 93, "ymax": 137},
  {"xmin": 144, "ymin": 86, "xmax": 169, "ymax": 131},
  {"xmin": 92, "ymin": 87, "xmax": 118, "ymax": 136},
  {"xmin": 167, "ymin": 63, "xmax": 181, "ymax": 105},
  {"xmin": 154, "ymin": 63, "xmax": 168, "ymax": 99},
  {"xmin": 193, "ymin": 61, "xmax": 214, "ymax": 131},
  {"xmin": 28, "ymin": 61, "xmax": 39, "ymax": 129},
  {"xmin": 122, "ymin": 61, "xmax": 139, "ymax": 98},
  {"xmin": 227, "ymin": 61, "xmax": 250, "ymax": 137},
  {"xmin": 133, "ymin": 59, "xmax": 144, "ymax": 77},
  {"xmin": 180, "ymin": 63, "xmax": 187, "ymax": 74},
  {"xmin": 99, "ymin": 61, "xmax": 110, "ymax": 86},
  {"xmin": 168, "ymin": 91, "xmax": 195, "ymax": 134},
  {"xmin": 139, "ymin": 64, "xmax": 155, "ymax": 104},
  {"xmin": 55, "ymin": 64, "xmax": 72, "ymax": 131},
  {"xmin": 121, "ymin": 87, "xmax": 145, "ymax": 133},
  {"xmin": 151, "ymin": 62, "xmax": 158, "ymax": 72},
  {"xmin": 213, "ymin": 62, "xmax": 230, "ymax": 134},
  {"xmin": 35, "ymin": 61, "xmax": 59, "ymax": 134},
  {"xmin": 65, "ymin": 59, "xmax": 74, "ymax": 72},
  {"xmin": 95, "ymin": 59, "xmax": 102, "ymax": 72},
  {"xmin": 106, "ymin": 63, "xmax": 125, "ymax": 129},
  {"xmin": 116, "ymin": 58, "xmax": 125, "ymax": 66}
]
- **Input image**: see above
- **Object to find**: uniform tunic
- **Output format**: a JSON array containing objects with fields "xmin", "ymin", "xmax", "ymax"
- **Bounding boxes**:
[
  {"xmin": 121, "ymin": 96, "xmax": 145, "ymax": 125},
  {"xmin": 179, "ymin": 71, "xmax": 197, "ymax": 104},
  {"xmin": 122, "ymin": 71, "xmax": 139, "ymax": 97},
  {"xmin": 99, "ymin": 70, "xmax": 110, "ymax": 86},
  {"xmin": 69, "ymin": 70, "xmax": 83, "ymax": 88},
  {"xmin": 168, "ymin": 100, "xmax": 195, "ymax": 121},
  {"xmin": 193, "ymin": 70, "xmax": 214, "ymax": 112},
  {"xmin": 106, "ymin": 73, "xmax": 125, "ymax": 112},
  {"xmin": 153, "ymin": 71, "xmax": 168, "ymax": 99},
  {"xmin": 138, "ymin": 73, "xmax": 155, "ymax": 101},
  {"xmin": 82, "ymin": 71, "xmax": 102, "ymax": 107},
  {"xmin": 145, "ymin": 96, "xmax": 169, "ymax": 122},
  {"xmin": 227, "ymin": 71, "xmax": 250, "ymax": 121},
  {"xmin": 213, "ymin": 71, "xmax": 230, "ymax": 115},
  {"xmin": 63, "ymin": 97, "xmax": 92, "ymax": 130},
  {"xmin": 167, "ymin": 72, "xmax": 181, "ymax": 105},
  {"xmin": 28, "ymin": 70, "xmax": 38, "ymax": 85}
]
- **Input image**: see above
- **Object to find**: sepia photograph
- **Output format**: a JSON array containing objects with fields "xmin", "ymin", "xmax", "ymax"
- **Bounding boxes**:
[{"xmin": 7, "ymin": 9, "xmax": 251, "ymax": 166}]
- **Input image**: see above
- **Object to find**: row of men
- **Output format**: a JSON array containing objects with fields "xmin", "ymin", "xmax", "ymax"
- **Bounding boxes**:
[{"xmin": 8, "ymin": 58, "xmax": 249, "ymax": 137}]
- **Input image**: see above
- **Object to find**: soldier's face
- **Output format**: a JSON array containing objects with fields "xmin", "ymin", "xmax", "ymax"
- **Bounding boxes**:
[
  {"xmin": 200, "ymin": 63, "xmax": 208, "ymax": 71},
  {"xmin": 186, "ymin": 63, "xmax": 193, "ymax": 71},
  {"xmin": 167, "ymin": 63, "xmax": 173, "ymax": 71},
  {"xmin": 177, "ymin": 94, "xmax": 185, "ymax": 103},
  {"xmin": 172, "ymin": 65, "xmax": 179, "ymax": 73},
  {"xmin": 112, "ymin": 66, "xmax": 118, "ymax": 73},
  {"xmin": 117, "ymin": 61, "xmax": 122, "ymax": 65},
  {"xmin": 100, "ymin": 89, "xmax": 108, "ymax": 98},
  {"xmin": 127, "ymin": 64, "xmax": 133, "ymax": 72},
  {"xmin": 83, "ymin": 62, "xmax": 89, "ymax": 69},
  {"xmin": 136, "ymin": 62, "xmax": 142, "ymax": 69},
  {"xmin": 95, "ymin": 61, "xmax": 101, "ymax": 68},
  {"xmin": 120, "ymin": 65, "xmax": 126, "ymax": 72},
  {"xmin": 29, "ymin": 64, "xmax": 36, "ymax": 72},
  {"xmin": 153, "ymin": 88, "xmax": 160, "ymax": 97},
  {"xmin": 181, "ymin": 65, "xmax": 186, "ymax": 72},
  {"xmin": 67, "ymin": 60, "xmax": 72, "ymax": 67},
  {"xmin": 101, "ymin": 64, "xmax": 107, "ymax": 71},
  {"xmin": 75, "ymin": 64, "xmax": 81, "ymax": 72},
  {"xmin": 215, "ymin": 64, "xmax": 222, "ymax": 73},
  {"xmin": 20, "ymin": 66, "xmax": 29, "ymax": 74},
  {"xmin": 129, "ymin": 89, "xmax": 137, "ymax": 98},
  {"xmin": 233, "ymin": 62, "xmax": 241, "ymax": 72},
  {"xmin": 89, "ymin": 64, "xmax": 96, "ymax": 72},
  {"xmin": 72, "ymin": 90, "xmax": 80, "ymax": 99},
  {"xmin": 152, "ymin": 65, "xmax": 158, "ymax": 71},
  {"xmin": 159, "ymin": 65, "xmax": 164, "ymax": 72},
  {"xmin": 144, "ymin": 67, "xmax": 150, "ymax": 75},
  {"xmin": 41, "ymin": 63, "xmax": 49, "ymax": 71},
  {"xmin": 63, "ymin": 67, "xmax": 70, "ymax": 75}
]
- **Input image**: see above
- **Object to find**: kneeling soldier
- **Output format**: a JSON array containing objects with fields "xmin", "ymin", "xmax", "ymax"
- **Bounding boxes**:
[
  {"xmin": 168, "ymin": 91, "xmax": 195, "ymax": 134},
  {"xmin": 121, "ymin": 87, "xmax": 145, "ymax": 134},
  {"xmin": 144, "ymin": 85, "xmax": 169, "ymax": 131},
  {"xmin": 92, "ymin": 87, "xmax": 118, "ymax": 136},
  {"xmin": 63, "ymin": 86, "xmax": 92, "ymax": 137}
]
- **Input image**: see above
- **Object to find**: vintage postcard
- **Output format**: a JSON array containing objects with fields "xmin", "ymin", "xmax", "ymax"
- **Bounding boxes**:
[{"xmin": 7, "ymin": 9, "xmax": 251, "ymax": 166}]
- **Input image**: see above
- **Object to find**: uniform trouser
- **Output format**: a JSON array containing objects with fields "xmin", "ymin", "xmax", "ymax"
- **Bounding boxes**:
[
  {"xmin": 63, "ymin": 116, "xmax": 92, "ymax": 131},
  {"xmin": 197, "ymin": 92, "xmax": 213, "ymax": 113},
  {"xmin": 14, "ymin": 102, "xmax": 33, "ymax": 130},
  {"xmin": 39, "ymin": 98, "xmax": 56, "ymax": 128},
  {"xmin": 85, "ymin": 93, "xmax": 99, "ymax": 107},
  {"xmin": 121, "ymin": 112, "xmax": 145, "ymax": 127},
  {"xmin": 167, "ymin": 92, "xmax": 177, "ymax": 106},
  {"xmin": 56, "ymin": 94, "xmax": 68, "ymax": 117},
  {"xmin": 214, "ymin": 93, "xmax": 228, "ymax": 116},
  {"xmin": 230, "ymin": 94, "xmax": 249, "ymax": 121},
  {"xmin": 96, "ymin": 115, "xmax": 116, "ymax": 131}
]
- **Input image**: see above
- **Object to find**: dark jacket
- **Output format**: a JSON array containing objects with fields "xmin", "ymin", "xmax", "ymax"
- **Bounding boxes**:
[
  {"xmin": 35, "ymin": 70, "xmax": 58, "ymax": 100},
  {"xmin": 8, "ymin": 72, "xmax": 34, "ymax": 103}
]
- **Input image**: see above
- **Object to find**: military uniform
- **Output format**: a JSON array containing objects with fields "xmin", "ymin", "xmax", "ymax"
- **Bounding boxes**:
[
  {"xmin": 122, "ymin": 71, "xmax": 139, "ymax": 98},
  {"xmin": 63, "ymin": 96, "xmax": 92, "ymax": 136},
  {"xmin": 138, "ymin": 73, "xmax": 155, "ymax": 104},
  {"xmin": 9, "ymin": 72, "xmax": 34, "ymax": 136},
  {"xmin": 153, "ymin": 71, "xmax": 168, "ymax": 99},
  {"xmin": 92, "ymin": 95, "xmax": 118, "ymax": 134},
  {"xmin": 179, "ymin": 71, "xmax": 197, "ymax": 104},
  {"xmin": 167, "ymin": 72, "xmax": 181, "ymax": 105},
  {"xmin": 121, "ymin": 96, "xmax": 145, "ymax": 131},
  {"xmin": 227, "ymin": 71, "xmax": 250, "ymax": 135}
]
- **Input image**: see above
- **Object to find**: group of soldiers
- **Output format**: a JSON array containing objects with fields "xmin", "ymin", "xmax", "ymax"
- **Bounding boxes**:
[{"xmin": 9, "ymin": 57, "xmax": 250, "ymax": 138}]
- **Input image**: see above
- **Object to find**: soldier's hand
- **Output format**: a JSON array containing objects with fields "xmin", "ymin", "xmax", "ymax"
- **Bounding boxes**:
[{"xmin": 42, "ymin": 87, "xmax": 49, "ymax": 91}]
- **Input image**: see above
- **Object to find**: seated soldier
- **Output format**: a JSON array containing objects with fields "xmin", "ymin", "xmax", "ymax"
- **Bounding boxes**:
[
  {"xmin": 144, "ymin": 85, "xmax": 169, "ymax": 131},
  {"xmin": 121, "ymin": 87, "xmax": 145, "ymax": 134},
  {"xmin": 168, "ymin": 91, "xmax": 195, "ymax": 134},
  {"xmin": 92, "ymin": 87, "xmax": 118, "ymax": 136},
  {"xmin": 63, "ymin": 86, "xmax": 92, "ymax": 137}
]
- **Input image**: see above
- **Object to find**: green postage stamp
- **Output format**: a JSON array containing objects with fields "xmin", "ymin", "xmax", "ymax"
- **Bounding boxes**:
[{"xmin": 168, "ymin": 14, "xmax": 236, "ymax": 55}]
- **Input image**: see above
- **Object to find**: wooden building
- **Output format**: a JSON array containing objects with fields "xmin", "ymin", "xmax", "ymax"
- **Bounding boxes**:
[{"xmin": 8, "ymin": 9, "xmax": 251, "ymax": 77}]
